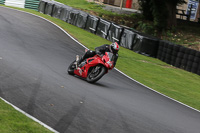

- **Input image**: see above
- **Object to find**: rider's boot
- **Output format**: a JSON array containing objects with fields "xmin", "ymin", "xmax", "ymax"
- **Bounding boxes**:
[
  {"xmin": 76, "ymin": 55, "xmax": 84, "ymax": 68},
  {"xmin": 75, "ymin": 55, "xmax": 80, "ymax": 68}
]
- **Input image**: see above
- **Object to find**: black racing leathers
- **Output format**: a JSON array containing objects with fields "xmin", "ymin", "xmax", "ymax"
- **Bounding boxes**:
[
  {"xmin": 78, "ymin": 44, "xmax": 118, "ymax": 67},
  {"xmin": 95, "ymin": 44, "xmax": 118, "ymax": 67}
]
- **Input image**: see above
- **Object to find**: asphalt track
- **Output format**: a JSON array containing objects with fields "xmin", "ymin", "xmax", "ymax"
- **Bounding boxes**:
[{"xmin": 0, "ymin": 7, "xmax": 200, "ymax": 133}]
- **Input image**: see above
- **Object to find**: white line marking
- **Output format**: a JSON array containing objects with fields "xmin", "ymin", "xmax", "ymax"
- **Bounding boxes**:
[
  {"xmin": 114, "ymin": 69, "xmax": 200, "ymax": 113},
  {"xmin": 0, "ymin": 6, "xmax": 199, "ymax": 133},
  {"xmin": 0, "ymin": 97, "xmax": 59, "ymax": 133}
]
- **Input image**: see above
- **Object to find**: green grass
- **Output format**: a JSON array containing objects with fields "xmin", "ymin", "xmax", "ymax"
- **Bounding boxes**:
[
  {"xmin": 0, "ymin": 98, "xmax": 53, "ymax": 133},
  {"xmin": 0, "ymin": 4, "xmax": 200, "ymax": 131},
  {"xmin": 55, "ymin": 0, "xmax": 113, "ymax": 15}
]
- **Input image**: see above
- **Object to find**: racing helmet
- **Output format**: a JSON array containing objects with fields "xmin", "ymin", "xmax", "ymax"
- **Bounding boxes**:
[{"xmin": 110, "ymin": 42, "xmax": 120, "ymax": 53}]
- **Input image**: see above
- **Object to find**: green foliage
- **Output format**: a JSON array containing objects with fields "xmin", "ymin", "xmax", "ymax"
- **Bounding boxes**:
[
  {"xmin": 138, "ymin": 21, "xmax": 155, "ymax": 35},
  {"xmin": 138, "ymin": 0, "xmax": 168, "ymax": 32},
  {"xmin": 139, "ymin": 0, "xmax": 186, "ymax": 32},
  {"xmin": 150, "ymin": 0, "xmax": 168, "ymax": 31},
  {"xmin": 138, "ymin": 0, "xmax": 153, "ymax": 21}
]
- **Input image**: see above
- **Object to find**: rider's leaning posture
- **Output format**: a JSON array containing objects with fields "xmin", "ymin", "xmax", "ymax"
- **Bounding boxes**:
[{"xmin": 77, "ymin": 42, "xmax": 120, "ymax": 67}]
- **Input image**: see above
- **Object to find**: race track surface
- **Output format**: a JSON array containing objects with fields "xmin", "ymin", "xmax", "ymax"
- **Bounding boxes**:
[{"xmin": 0, "ymin": 7, "xmax": 200, "ymax": 133}]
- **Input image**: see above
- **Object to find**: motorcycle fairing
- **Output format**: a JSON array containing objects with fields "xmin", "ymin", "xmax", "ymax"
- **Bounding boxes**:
[{"xmin": 74, "ymin": 55, "xmax": 107, "ymax": 78}]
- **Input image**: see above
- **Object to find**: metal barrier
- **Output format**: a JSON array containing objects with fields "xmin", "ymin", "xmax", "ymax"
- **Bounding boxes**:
[
  {"xmin": 25, "ymin": 0, "xmax": 40, "ymax": 11},
  {"xmin": 0, "ymin": 0, "xmax": 5, "ymax": 4},
  {"xmin": 96, "ymin": 19, "xmax": 111, "ymax": 39},
  {"xmin": 5, "ymin": 0, "xmax": 25, "ymax": 8}
]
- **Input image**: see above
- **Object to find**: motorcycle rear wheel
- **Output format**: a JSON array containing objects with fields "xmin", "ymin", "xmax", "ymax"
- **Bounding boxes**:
[
  {"xmin": 87, "ymin": 65, "xmax": 106, "ymax": 83},
  {"xmin": 68, "ymin": 60, "xmax": 76, "ymax": 75}
]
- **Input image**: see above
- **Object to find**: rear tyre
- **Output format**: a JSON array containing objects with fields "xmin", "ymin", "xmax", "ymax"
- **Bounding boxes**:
[
  {"xmin": 68, "ymin": 60, "xmax": 76, "ymax": 75},
  {"xmin": 87, "ymin": 65, "xmax": 106, "ymax": 83}
]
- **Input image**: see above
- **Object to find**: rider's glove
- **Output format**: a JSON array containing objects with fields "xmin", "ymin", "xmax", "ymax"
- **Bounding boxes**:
[
  {"xmin": 99, "ymin": 54, "xmax": 104, "ymax": 57},
  {"xmin": 96, "ymin": 52, "xmax": 103, "ymax": 57}
]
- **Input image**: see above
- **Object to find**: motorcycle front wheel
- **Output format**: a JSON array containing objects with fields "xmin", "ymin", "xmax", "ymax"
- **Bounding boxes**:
[
  {"xmin": 68, "ymin": 60, "xmax": 76, "ymax": 75},
  {"xmin": 87, "ymin": 65, "xmax": 106, "ymax": 83}
]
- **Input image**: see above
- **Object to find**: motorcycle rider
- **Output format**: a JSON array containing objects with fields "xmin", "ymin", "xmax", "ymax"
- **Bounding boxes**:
[{"xmin": 76, "ymin": 42, "xmax": 120, "ymax": 67}]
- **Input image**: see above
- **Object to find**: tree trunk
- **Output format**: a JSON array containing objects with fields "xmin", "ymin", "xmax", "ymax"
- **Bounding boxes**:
[{"xmin": 165, "ymin": 2, "xmax": 177, "ymax": 28}]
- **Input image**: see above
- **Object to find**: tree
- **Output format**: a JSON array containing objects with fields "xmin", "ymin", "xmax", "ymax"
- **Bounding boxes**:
[
  {"xmin": 138, "ymin": 0, "xmax": 186, "ymax": 32},
  {"xmin": 165, "ymin": 0, "xmax": 186, "ymax": 27},
  {"xmin": 138, "ymin": 0, "xmax": 153, "ymax": 21},
  {"xmin": 150, "ymin": 0, "xmax": 168, "ymax": 33}
]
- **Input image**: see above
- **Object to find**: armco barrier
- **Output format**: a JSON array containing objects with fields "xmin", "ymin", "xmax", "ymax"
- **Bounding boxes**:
[
  {"xmin": 67, "ymin": 9, "xmax": 79, "ymax": 26},
  {"xmin": 160, "ymin": 41, "xmax": 169, "ymax": 62},
  {"xmin": 120, "ymin": 28, "xmax": 137, "ymax": 50},
  {"xmin": 25, "ymin": 0, "xmax": 40, "ymax": 11},
  {"xmin": 96, "ymin": 19, "xmax": 111, "ymax": 39},
  {"xmin": 76, "ymin": 11, "xmax": 88, "ymax": 29},
  {"xmin": 157, "ymin": 40, "xmax": 165, "ymax": 60},
  {"xmin": 59, "ymin": 5, "xmax": 72, "ymax": 22},
  {"xmin": 38, "ymin": 0, "xmax": 47, "ymax": 13},
  {"xmin": 170, "ymin": 44, "xmax": 181, "ymax": 66},
  {"xmin": 5, "ymin": 0, "xmax": 25, "ymax": 8},
  {"xmin": 156, "ymin": 40, "xmax": 200, "ymax": 75},
  {"xmin": 197, "ymin": 64, "xmax": 200, "ymax": 75},
  {"xmin": 164, "ymin": 42, "xmax": 173, "ymax": 64},
  {"xmin": 85, "ymin": 15, "xmax": 99, "ymax": 34},
  {"xmin": 180, "ymin": 48, "xmax": 190, "ymax": 70},
  {"xmin": 52, "ymin": 2, "xmax": 64, "ymax": 19},
  {"xmin": 175, "ymin": 46, "xmax": 185, "ymax": 68},
  {"xmin": 107, "ymin": 23, "xmax": 123, "ymax": 43},
  {"xmin": 185, "ymin": 49, "xmax": 196, "ymax": 72},
  {"xmin": 133, "ymin": 33, "xmax": 159, "ymax": 57},
  {"xmin": 44, "ymin": 0, "xmax": 55, "ymax": 16},
  {"xmin": 0, "ymin": 0, "xmax": 5, "ymax": 4},
  {"xmin": 1, "ymin": 0, "xmax": 40, "ymax": 10},
  {"xmin": 191, "ymin": 52, "xmax": 200, "ymax": 73}
]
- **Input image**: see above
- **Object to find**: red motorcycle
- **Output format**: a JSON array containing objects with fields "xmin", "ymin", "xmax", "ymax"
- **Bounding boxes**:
[{"xmin": 68, "ymin": 49, "xmax": 115, "ymax": 83}]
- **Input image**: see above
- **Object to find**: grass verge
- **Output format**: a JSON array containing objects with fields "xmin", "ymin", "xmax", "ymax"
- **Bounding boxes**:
[
  {"xmin": 54, "ymin": 0, "xmax": 119, "ymax": 15},
  {"xmin": 0, "ymin": 98, "xmax": 53, "ymax": 133},
  {"xmin": 0, "ymin": 5, "xmax": 200, "ymax": 131}
]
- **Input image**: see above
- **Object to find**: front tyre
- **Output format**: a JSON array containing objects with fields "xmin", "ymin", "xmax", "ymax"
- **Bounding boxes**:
[
  {"xmin": 87, "ymin": 65, "xmax": 106, "ymax": 83},
  {"xmin": 68, "ymin": 60, "xmax": 76, "ymax": 75}
]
